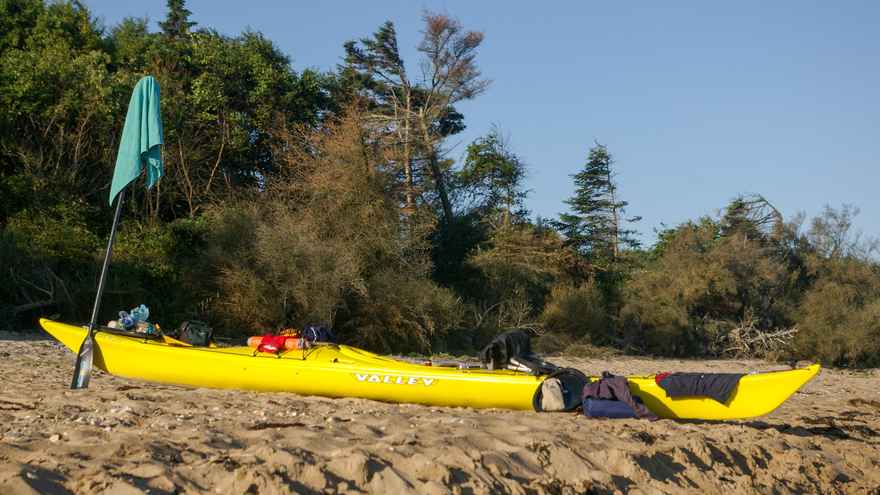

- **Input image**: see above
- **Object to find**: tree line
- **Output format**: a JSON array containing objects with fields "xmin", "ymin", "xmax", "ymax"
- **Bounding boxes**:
[{"xmin": 1, "ymin": 0, "xmax": 878, "ymax": 366}]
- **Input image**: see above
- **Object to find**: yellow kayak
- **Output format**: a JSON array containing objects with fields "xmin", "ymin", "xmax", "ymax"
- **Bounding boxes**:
[{"xmin": 41, "ymin": 319, "xmax": 819, "ymax": 420}]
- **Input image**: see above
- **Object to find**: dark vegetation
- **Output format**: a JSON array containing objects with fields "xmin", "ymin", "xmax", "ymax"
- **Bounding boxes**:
[{"xmin": 1, "ymin": 0, "xmax": 878, "ymax": 366}]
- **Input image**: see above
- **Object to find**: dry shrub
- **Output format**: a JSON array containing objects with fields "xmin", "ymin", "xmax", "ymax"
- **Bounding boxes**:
[
  {"xmin": 564, "ymin": 341, "xmax": 621, "ymax": 359},
  {"xmin": 533, "ymin": 332, "xmax": 620, "ymax": 358},
  {"xmin": 465, "ymin": 290, "xmax": 535, "ymax": 350},
  {"xmin": 465, "ymin": 223, "xmax": 571, "ymax": 345},
  {"xmin": 531, "ymin": 331, "xmax": 571, "ymax": 354},
  {"xmin": 337, "ymin": 269, "xmax": 463, "ymax": 353},
  {"xmin": 204, "ymin": 106, "xmax": 462, "ymax": 350},
  {"xmin": 616, "ymin": 204, "xmax": 880, "ymax": 365},
  {"xmin": 467, "ymin": 224, "xmax": 567, "ymax": 306},
  {"xmin": 794, "ymin": 259, "xmax": 880, "ymax": 367},
  {"xmin": 621, "ymin": 218, "xmax": 792, "ymax": 356},
  {"xmin": 207, "ymin": 202, "xmax": 363, "ymax": 330},
  {"xmin": 539, "ymin": 284, "xmax": 609, "ymax": 343},
  {"xmin": 788, "ymin": 207, "xmax": 880, "ymax": 367}
]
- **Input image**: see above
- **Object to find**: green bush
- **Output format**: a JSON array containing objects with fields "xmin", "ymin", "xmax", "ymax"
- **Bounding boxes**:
[
  {"xmin": 2, "ymin": 201, "xmax": 103, "ymax": 326},
  {"xmin": 0, "ymin": 230, "xmax": 50, "ymax": 330},
  {"xmin": 114, "ymin": 221, "xmax": 176, "ymax": 279},
  {"xmin": 102, "ymin": 218, "xmax": 214, "ymax": 327},
  {"xmin": 6, "ymin": 201, "xmax": 100, "ymax": 262}
]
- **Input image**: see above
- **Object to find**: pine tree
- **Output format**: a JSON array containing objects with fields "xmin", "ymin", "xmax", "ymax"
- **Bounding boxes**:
[
  {"xmin": 159, "ymin": 0, "xmax": 195, "ymax": 39},
  {"xmin": 553, "ymin": 143, "xmax": 639, "ymax": 269},
  {"xmin": 458, "ymin": 127, "xmax": 528, "ymax": 226}
]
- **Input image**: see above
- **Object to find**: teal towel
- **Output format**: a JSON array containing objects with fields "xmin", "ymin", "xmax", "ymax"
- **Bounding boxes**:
[{"xmin": 109, "ymin": 75, "xmax": 164, "ymax": 205}]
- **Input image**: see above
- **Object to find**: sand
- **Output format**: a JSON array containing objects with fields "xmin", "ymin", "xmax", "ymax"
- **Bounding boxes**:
[{"xmin": 1, "ymin": 333, "xmax": 878, "ymax": 494}]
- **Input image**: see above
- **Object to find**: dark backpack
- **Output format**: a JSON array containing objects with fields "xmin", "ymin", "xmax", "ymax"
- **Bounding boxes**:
[
  {"xmin": 177, "ymin": 320, "xmax": 213, "ymax": 347},
  {"xmin": 532, "ymin": 368, "xmax": 589, "ymax": 412}
]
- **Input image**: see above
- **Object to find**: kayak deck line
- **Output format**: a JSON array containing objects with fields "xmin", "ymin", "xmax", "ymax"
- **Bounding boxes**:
[{"xmin": 40, "ymin": 318, "xmax": 820, "ymax": 420}]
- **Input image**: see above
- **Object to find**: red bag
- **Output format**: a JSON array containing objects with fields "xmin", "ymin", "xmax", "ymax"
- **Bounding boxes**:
[
  {"xmin": 248, "ymin": 334, "xmax": 304, "ymax": 353},
  {"xmin": 257, "ymin": 334, "xmax": 289, "ymax": 353}
]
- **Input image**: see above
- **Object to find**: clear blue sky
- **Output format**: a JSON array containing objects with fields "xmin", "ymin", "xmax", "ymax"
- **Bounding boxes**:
[{"xmin": 84, "ymin": 0, "xmax": 879, "ymax": 243}]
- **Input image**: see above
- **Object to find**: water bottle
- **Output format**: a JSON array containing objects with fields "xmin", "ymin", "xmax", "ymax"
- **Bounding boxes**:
[{"xmin": 118, "ymin": 311, "xmax": 135, "ymax": 330}]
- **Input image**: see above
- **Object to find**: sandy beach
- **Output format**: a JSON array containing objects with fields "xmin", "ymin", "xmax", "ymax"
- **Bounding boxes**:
[{"xmin": 1, "ymin": 332, "xmax": 878, "ymax": 494}]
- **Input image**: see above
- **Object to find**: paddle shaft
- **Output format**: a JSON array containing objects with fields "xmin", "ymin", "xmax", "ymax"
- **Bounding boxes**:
[{"xmin": 71, "ymin": 187, "xmax": 126, "ymax": 389}]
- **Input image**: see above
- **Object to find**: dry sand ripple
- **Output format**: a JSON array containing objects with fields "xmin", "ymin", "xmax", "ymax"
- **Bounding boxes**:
[{"xmin": 1, "ymin": 333, "xmax": 879, "ymax": 494}]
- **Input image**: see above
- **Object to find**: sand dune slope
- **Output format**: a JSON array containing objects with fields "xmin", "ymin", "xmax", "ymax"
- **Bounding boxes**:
[{"xmin": 1, "ymin": 334, "xmax": 878, "ymax": 494}]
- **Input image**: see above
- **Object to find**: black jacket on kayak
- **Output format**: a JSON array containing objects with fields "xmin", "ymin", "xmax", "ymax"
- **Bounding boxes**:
[{"xmin": 656, "ymin": 372, "xmax": 744, "ymax": 404}]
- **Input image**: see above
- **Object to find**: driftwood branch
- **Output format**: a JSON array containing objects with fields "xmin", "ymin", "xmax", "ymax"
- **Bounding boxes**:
[{"xmin": 723, "ymin": 314, "xmax": 798, "ymax": 358}]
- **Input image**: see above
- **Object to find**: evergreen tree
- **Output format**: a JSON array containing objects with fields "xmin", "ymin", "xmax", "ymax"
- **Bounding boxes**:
[
  {"xmin": 457, "ymin": 127, "xmax": 528, "ymax": 226},
  {"xmin": 159, "ymin": 0, "xmax": 195, "ymax": 39},
  {"xmin": 553, "ymin": 143, "xmax": 639, "ymax": 269}
]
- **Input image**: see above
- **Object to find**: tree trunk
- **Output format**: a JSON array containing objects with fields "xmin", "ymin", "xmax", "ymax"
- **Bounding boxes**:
[
  {"xmin": 402, "ymin": 93, "xmax": 415, "ymax": 210},
  {"xmin": 177, "ymin": 140, "xmax": 196, "ymax": 218},
  {"xmin": 417, "ymin": 115, "xmax": 453, "ymax": 226},
  {"xmin": 607, "ymin": 169, "xmax": 620, "ymax": 263},
  {"xmin": 427, "ymin": 147, "xmax": 453, "ymax": 226}
]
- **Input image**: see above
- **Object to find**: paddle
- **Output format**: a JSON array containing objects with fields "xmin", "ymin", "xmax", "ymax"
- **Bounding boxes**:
[
  {"xmin": 70, "ymin": 188, "xmax": 126, "ymax": 389},
  {"xmin": 69, "ymin": 75, "xmax": 164, "ymax": 389}
]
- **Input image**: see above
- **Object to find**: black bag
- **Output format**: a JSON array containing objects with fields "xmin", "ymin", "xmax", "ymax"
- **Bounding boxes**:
[{"xmin": 178, "ymin": 320, "xmax": 213, "ymax": 347}]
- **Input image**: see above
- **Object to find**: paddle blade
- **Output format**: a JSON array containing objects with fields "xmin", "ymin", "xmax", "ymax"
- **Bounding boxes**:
[{"xmin": 70, "ymin": 333, "xmax": 95, "ymax": 389}]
